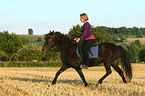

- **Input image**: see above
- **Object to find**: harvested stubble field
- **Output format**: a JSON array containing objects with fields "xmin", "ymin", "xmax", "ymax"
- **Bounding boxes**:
[
  {"xmin": 0, "ymin": 64, "xmax": 144, "ymax": 96},
  {"xmin": 127, "ymin": 38, "xmax": 145, "ymax": 44}
]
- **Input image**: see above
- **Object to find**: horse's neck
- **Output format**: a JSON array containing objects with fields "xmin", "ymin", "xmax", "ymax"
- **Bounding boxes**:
[{"xmin": 54, "ymin": 36, "xmax": 77, "ymax": 56}]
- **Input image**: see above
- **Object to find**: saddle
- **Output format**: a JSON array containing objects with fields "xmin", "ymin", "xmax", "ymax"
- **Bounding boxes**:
[{"xmin": 76, "ymin": 42, "xmax": 99, "ymax": 59}]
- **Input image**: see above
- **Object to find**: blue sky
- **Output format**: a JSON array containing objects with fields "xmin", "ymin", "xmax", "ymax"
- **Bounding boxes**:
[{"xmin": 0, "ymin": 0, "xmax": 145, "ymax": 35}]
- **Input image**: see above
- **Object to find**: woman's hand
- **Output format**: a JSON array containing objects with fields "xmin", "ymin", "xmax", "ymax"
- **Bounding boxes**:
[
  {"xmin": 76, "ymin": 38, "xmax": 80, "ymax": 43},
  {"xmin": 74, "ymin": 38, "xmax": 77, "ymax": 41}
]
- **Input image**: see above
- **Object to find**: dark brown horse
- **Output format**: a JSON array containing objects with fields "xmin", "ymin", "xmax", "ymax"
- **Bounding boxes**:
[{"xmin": 42, "ymin": 31, "xmax": 132, "ymax": 87}]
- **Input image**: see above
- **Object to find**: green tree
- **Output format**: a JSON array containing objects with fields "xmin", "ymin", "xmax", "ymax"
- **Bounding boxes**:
[
  {"xmin": 17, "ymin": 43, "xmax": 43, "ymax": 61},
  {"xmin": 118, "ymin": 42, "xmax": 138, "ymax": 63},
  {"xmin": 134, "ymin": 40, "xmax": 142, "ymax": 49},
  {"xmin": 92, "ymin": 27, "xmax": 108, "ymax": 43},
  {"xmin": 138, "ymin": 49, "xmax": 145, "ymax": 62},
  {"xmin": 132, "ymin": 27, "xmax": 139, "ymax": 35},
  {"xmin": 68, "ymin": 24, "xmax": 82, "ymax": 38},
  {"xmin": 20, "ymin": 37, "xmax": 30, "ymax": 45},
  {"xmin": 140, "ymin": 28, "xmax": 145, "ymax": 35},
  {"xmin": 0, "ymin": 50, "xmax": 8, "ymax": 62},
  {"xmin": 12, "ymin": 52, "xmax": 19, "ymax": 62},
  {"xmin": 0, "ymin": 32, "xmax": 21, "ymax": 61},
  {"xmin": 28, "ymin": 28, "xmax": 33, "ymax": 35},
  {"xmin": 119, "ymin": 27, "xmax": 128, "ymax": 34},
  {"xmin": 118, "ymin": 33, "xmax": 127, "ymax": 42},
  {"xmin": 136, "ymin": 33, "xmax": 143, "ymax": 38},
  {"xmin": 0, "ymin": 31, "xmax": 30, "ymax": 61},
  {"xmin": 127, "ymin": 42, "xmax": 138, "ymax": 62}
]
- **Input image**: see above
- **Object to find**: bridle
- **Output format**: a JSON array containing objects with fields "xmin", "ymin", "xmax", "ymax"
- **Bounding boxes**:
[{"xmin": 47, "ymin": 34, "xmax": 55, "ymax": 49}]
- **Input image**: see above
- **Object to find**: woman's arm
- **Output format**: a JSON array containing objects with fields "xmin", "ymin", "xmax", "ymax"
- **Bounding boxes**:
[{"xmin": 79, "ymin": 23, "xmax": 89, "ymax": 39}]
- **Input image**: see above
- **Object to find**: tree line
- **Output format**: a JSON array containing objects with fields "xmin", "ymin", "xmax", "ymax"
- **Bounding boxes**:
[
  {"xmin": 0, "ymin": 31, "xmax": 60, "ymax": 63},
  {"xmin": 1, "ymin": 25, "xmax": 145, "ymax": 63},
  {"xmin": 96, "ymin": 26, "xmax": 145, "ymax": 36}
]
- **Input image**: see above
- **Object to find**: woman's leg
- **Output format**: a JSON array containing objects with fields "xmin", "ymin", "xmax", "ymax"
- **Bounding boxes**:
[{"xmin": 82, "ymin": 39, "xmax": 96, "ymax": 68}]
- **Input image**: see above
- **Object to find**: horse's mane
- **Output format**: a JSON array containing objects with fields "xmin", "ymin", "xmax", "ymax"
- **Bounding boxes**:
[
  {"xmin": 45, "ymin": 31, "xmax": 77, "ymax": 47},
  {"xmin": 55, "ymin": 32, "xmax": 77, "ymax": 47}
]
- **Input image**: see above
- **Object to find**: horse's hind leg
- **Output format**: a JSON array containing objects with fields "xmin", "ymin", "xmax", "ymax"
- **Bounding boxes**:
[
  {"xmin": 98, "ymin": 63, "xmax": 112, "ymax": 84},
  {"xmin": 112, "ymin": 64, "xmax": 127, "ymax": 83},
  {"xmin": 52, "ymin": 64, "xmax": 69, "ymax": 85}
]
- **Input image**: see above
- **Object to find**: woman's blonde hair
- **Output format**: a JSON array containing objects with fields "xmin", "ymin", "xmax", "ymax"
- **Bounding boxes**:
[{"xmin": 80, "ymin": 13, "xmax": 89, "ymax": 21}]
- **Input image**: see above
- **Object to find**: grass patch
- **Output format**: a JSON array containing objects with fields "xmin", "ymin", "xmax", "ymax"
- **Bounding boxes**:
[
  {"xmin": 0, "ymin": 61, "xmax": 62, "ymax": 67},
  {"xmin": 18, "ymin": 35, "xmax": 45, "ymax": 43}
]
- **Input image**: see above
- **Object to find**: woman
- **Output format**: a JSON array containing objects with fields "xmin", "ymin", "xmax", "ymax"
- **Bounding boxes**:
[{"xmin": 74, "ymin": 13, "xmax": 96, "ymax": 69}]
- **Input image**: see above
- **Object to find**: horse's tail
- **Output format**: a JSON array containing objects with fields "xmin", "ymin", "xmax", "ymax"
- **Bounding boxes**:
[{"xmin": 118, "ymin": 45, "xmax": 132, "ymax": 82}]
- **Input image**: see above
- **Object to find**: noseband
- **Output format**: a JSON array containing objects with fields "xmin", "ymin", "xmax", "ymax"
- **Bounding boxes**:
[{"xmin": 47, "ymin": 34, "xmax": 55, "ymax": 48}]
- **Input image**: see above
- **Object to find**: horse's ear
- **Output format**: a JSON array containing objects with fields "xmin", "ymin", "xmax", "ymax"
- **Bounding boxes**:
[
  {"xmin": 52, "ymin": 30, "xmax": 55, "ymax": 33},
  {"xmin": 49, "ymin": 30, "xmax": 55, "ymax": 35}
]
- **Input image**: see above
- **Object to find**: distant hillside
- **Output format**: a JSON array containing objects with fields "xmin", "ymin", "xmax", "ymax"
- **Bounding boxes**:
[
  {"xmin": 18, "ymin": 35, "xmax": 45, "ymax": 43},
  {"xmin": 17, "ymin": 34, "xmax": 145, "ymax": 45}
]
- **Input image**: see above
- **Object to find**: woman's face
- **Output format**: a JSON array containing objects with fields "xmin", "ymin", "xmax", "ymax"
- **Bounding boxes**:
[{"xmin": 80, "ymin": 16, "xmax": 85, "ymax": 23}]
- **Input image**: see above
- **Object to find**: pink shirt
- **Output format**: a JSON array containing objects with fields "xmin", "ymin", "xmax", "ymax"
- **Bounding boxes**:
[
  {"xmin": 85, "ymin": 35, "xmax": 95, "ymax": 40},
  {"xmin": 79, "ymin": 22, "xmax": 93, "ymax": 39}
]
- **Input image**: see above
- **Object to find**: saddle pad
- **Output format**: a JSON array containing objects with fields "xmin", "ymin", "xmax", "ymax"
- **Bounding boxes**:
[{"xmin": 76, "ymin": 44, "xmax": 99, "ymax": 59}]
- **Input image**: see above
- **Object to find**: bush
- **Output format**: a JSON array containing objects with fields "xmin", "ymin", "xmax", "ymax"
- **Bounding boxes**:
[
  {"xmin": 17, "ymin": 43, "xmax": 43, "ymax": 61},
  {"xmin": 138, "ymin": 49, "xmax": 145, "ymax": 62},
  {"xmin": 0, "ymin": 50, "xmax": 8, "ymax": 61},
  {"xmin": 118, "ymin": 42, "xmax": 138, "ymax": 63},
  {"xmin": 136, "ymin": 33, "xmax": 143, "ymax": 38}
]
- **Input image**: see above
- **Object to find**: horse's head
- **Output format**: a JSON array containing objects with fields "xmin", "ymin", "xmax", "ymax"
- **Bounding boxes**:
[
  {"xmin": 42, "ymin": 31, "xmax": 56, "ymax": 53},
  {"xmin": 42, "ymin": 31, "xmax": 77, "ymax": 53}
]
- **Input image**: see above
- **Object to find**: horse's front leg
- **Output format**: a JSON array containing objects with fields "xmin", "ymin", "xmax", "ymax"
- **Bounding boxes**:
[
  {"xmin": 75, "ymin": 68, "xmax": 88, "ymax": 87},
  {"xmin": 52, "ymin": 64, "xmax": 69, "ymax": 85}
]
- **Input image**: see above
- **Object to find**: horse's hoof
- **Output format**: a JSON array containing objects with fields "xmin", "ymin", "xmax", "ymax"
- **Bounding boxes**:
[
  {"xmin": 85, "ymin": 84, "xmax": 89, "ymax": 87},
  {"xmin": 123, "ymin": 80, "xmax": 127, "ymax": 83},
  {"xmin": 52, "ymin": 82, "xmax": 56, "ymax": 85}
]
